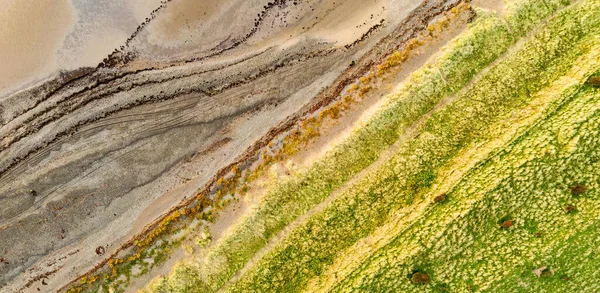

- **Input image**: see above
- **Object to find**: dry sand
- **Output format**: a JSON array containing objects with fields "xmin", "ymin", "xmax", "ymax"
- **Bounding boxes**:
[{"xmin": 0, "ymin": 0, "xmax": 76, "ymax": 96}]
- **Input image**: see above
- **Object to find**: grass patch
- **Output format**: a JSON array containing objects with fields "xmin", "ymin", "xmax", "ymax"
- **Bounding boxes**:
[{"xmin": 224, "ymin": 1, "xmax": 600, "ymax": 292}]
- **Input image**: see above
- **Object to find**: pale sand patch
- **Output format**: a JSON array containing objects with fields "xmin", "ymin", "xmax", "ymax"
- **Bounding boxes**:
[
  {"xmin": 0, "ymin": 0, "xmax": 77, "ymax": 95},
  {"xmin": 62, "ymin": 27, "xmax": 130, "ymax": 69},
  {"xmin": 145, "ymin": 0, "xmax": 223, "ymax": 45},
  {"xmin": 136, "ymin": 0, "xmax": 418, "ymax": 62},
  {"xmin": 142, "ymin": 0, "xmax": 240, "ymax": 51},
  {"xmin": 128, "ymin": 0, "xmax": 167, "ymax": 23},
  {"xmin": 306, "ymin": 0, "xmax": 390, "ymax": 45},
  {"xmin": 473, "ymin": 0, "xmax": 506, "ymax": 15}
]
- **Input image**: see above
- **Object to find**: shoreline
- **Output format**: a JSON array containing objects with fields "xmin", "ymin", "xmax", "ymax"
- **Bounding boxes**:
[{"xmin": 0, "ymin": 0, "xmax": 463, "ymax": 292}]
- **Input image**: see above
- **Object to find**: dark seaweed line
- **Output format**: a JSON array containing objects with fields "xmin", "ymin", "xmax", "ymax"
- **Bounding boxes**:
[
  {"xmin": 0, "ymin": 47, "xmax": 336, "ymax": 181},
  {"xmin": 2, "ymin": 0, "xmax": 316, "ymax": 145},
  {"xmin": 102, "ymin": 0, "xmax": 290, "ymax": 69},
  {"xmin": 307, "ymin": 0, "xmax": 463, "ymax": 115},
  {"xmin": 0, "ymin": 46, "xmax": 332, "ymax": 159},
  {"xmin": 345, "ymin": 19, "xmax": 386, "ymax": 50},
  {"xmin": 2, "ymin": 67, "xmax": 97, "ymax": 125},
  {"xmin": 2, "ymin": 0, "xmax": 339, "ymax": 158},
  {"xmin": 0, "ymin": 43, "xmax": 302, "ymax": 152},
  {"xmin": 1, "ymin": 46, "xmax": 275, "ymax": 144},
  {"xmin": 3, "ymin": 0, "xmax": 285, "ymax": 128}
]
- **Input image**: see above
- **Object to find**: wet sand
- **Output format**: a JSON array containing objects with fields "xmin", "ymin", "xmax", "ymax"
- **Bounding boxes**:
[
  {"xmin": 0, "ymin": 0, "xmax": 76, "ymax": 96},
  {"xmin": 0, "ymin": 0, "xmax": 163, "ymax": 97}
]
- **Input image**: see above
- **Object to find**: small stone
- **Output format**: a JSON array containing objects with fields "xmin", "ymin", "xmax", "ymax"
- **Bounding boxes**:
[
  {"xmin": 95, "ymin": 246, "xmax": 106, "ymax": 255},
  {"xmin": 501, "ymin": 220, "xmax": 514, "ymax": 229},
  {"xmin": 585, "ymin": 76, "xmax": 600, "ymax": 87},
  {"xmin": 570, "ymin": 185, "xmax": 588, "ymax": 196},
  {"xmin": 533, "ymin": 266, "xmax": 546, "ymax": 277},
  {"xmin": 564, "ymin": 204, "xmax": 576, "ymax": 213},
  {"xmin": 433, "ymin": 194, "xmax": 446, "ymax": 203},
  {"xmin": 411, "ymin": 272, "xmax": 430, "ymax": 284}
]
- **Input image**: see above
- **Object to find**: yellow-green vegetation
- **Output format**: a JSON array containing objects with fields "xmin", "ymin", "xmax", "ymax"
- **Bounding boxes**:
[{"xmin": 139, "ymin": 0, "xmax": 600, "ymax": 292}]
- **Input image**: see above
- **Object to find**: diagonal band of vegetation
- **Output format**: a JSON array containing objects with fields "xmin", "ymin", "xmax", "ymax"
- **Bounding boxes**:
[
  {"xmin": 221, "ymin": 0, "xmax": 600, "ymax": 292},
  {"xmin": 146, "ymin": 5, "xmax": 515, "ymax": 293},
  {"xmin": 145, "ymin": 0, "xmax": 600, "ymax": 292}
]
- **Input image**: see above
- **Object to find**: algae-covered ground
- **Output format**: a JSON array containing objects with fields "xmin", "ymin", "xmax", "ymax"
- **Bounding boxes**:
[
  {"xmin": 141, "ymin": 0, "xmax": 600, "ymax": 292},
  {"xmin": 56, "ymin": 0, "xmax": 600, "ymax": 292}
]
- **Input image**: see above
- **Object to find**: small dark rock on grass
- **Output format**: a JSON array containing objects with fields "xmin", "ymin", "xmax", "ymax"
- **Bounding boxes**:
[
  {"xmin": 585, "ymin": 76, "xmax": 600, "ymax": 87},
  {"xmin": 411, "ymin": 272, "xmax": 430, "ymax": 284},
  {"xmin": 564, "ymin": 204, "xmax": 576, "ymax": 213},
  {"xmin": 501, "ymin": 219, "xmax": 514, "ymax": 229},
  {"xmin": 570, "ymin": 184, "xmax": 588, "ymax": 196},
  {"xmin": 433, "ymin": 193, "xmax": 446, "ymax": 203}
]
